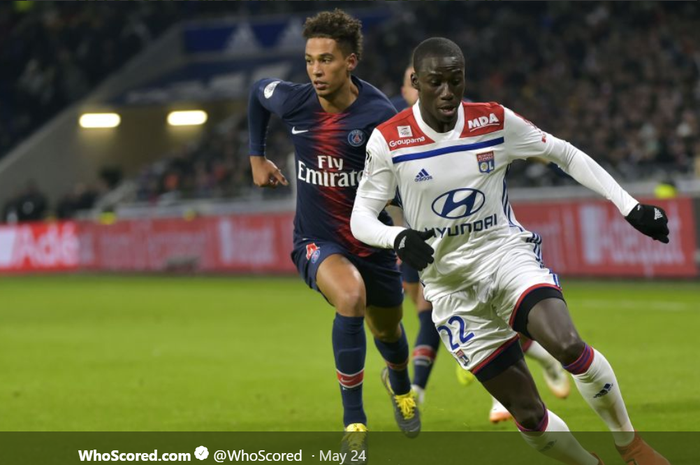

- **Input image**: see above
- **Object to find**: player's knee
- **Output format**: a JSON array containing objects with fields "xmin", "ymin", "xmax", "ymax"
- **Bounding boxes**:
[
  {"xmin": 554, "ymin": 335, "xmax": 586, "ymax": 366},
  {"xmin": 333, "ymin": 289, "xmax": 366, "ymax": 317},
  {"xmin": 509, "ymin": 399, "xmax": 546, "ymax": 430},
  {"xmin": 372, "ymin": 325, "xmax": 401, "ymax": 342}
]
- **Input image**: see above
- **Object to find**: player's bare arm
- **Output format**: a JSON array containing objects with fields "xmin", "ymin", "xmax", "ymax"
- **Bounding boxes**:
[{"xmin": 249, "ymin": 156, "xmax": 288, "ymax": 188}]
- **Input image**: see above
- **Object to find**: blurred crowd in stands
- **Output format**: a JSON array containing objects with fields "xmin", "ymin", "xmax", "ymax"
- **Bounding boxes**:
[
  {"xmin": 1, "ymin": 2, "xmax": 698, "ymax": 221},
  {"xmin": 132, "ymin": 117, "xmax": 266, "ymax": 203},
  {"xmin": 364, "ymin": 2, "xmax": 700, "ymax": 186},
  {"xmin": 0, "ymin": 2, "xmax": 183, "ymax": 158},
  {"xmin": 2, "ymin": 173, "xmax": 115, "ymax": 223},
  {"xmin": 0, "ymin": 1, "xmax": 357, "ymax": 161},
  {"xmin": 133, "ymin": 1, "xmax": 699, "ymax": 205}
]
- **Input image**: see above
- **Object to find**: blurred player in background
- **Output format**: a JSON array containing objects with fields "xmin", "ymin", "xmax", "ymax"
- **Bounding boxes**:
[
  {"xmin": 247, "ymin": 10, "xmax": 420, "ymax": 450},
  {"xmin": 392, "ymin": 64, "xmax": 570, "ymax": 424},
  {"xmin": 352, "ymin": 38, "xmax": 670, "ymax": 465}
]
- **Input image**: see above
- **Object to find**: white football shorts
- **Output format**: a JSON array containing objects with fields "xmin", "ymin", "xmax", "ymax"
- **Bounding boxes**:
[{"xmin": 431, "ymin": 246, "xmax": 561, "ymax": 379}]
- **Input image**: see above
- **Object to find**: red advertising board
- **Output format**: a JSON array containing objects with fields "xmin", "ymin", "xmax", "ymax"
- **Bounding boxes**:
[
  {"xmin": 0, "ymin": 222, "xmax": 79, "ymax": 272},
  {"xmin": 511, "ymin": 197, "xmax": 697, "ymax": 277},
  {"xmin": 79, "ymin": 212, "xmax": 295, "ymax": 273},
  {"xmin": 0, "ymin": 198, "xmax": 696, "ymax": 277}
]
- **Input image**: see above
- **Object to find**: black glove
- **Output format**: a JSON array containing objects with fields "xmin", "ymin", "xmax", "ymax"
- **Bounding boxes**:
[
  {"xmin": 394, "ymin": 229, "xmax": 435, "ymax": 271},
  {"xmin": 625, "ymin": 203, "xmax": 669, "ymax": 243}
]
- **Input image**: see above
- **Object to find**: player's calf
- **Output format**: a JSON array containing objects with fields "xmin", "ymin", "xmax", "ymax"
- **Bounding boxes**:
[
  {"xmin": 519, "ymin": 410, "xmax": 603, "ymax": 465},
  {"xmin": 565, "ymin": 345, "xmax": 636, "ymax": 447},
  {"xmin": 374, "ymin": 329, "xmax": 411, "ymax": 395},
  {"xmin": 411, "ymin": 309, "xmax": 440, "ymax": 394},
  {"xmin": 333, "ymin": 314, "xmax": 368, "ymax": 427}
]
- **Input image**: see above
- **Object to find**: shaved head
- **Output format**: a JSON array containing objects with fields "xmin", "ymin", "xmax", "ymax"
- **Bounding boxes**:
[
  {"xmin": 410, "ymin": 37, "xmax": 465, "ymax": 132},
  {"xmin": 412, "ymin": 37, "xmax": 464, "ymax": 74}
]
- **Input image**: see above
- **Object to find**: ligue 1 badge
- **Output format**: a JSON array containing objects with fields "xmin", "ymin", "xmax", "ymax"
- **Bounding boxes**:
[
  {"xmin": 263, "ymin": 81, "xmax": 280, "ymax": 99},
  {"xmin": 347, "ymin": 129, "xmax": 366, "ymax": 147},
  {"xmin": 306, "ymin": 243, "xmax": 321, "ymax": 263},
  {"xmin": 455, "ymin": 348, "xmax": 470, "ymax": 366},
  {"xmin": 477, "ymin": 151, "xmax": 495, "ymax": 174}
]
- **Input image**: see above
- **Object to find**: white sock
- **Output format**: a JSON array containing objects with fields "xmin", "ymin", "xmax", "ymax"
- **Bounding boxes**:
[
  {"xmin": 569, "ymin": 347, "xmax": 635, "ymax": 447},
  {"xmin": 524, "ymin": 340, "xmax": 559, "ymax": 369},
  {"xmin": 519, "ymin": 410, "xmax": 599, "ymax": 465},
  {"xmin": 411, "ymin": 384, "xmax": 425, "ymax": 406}
]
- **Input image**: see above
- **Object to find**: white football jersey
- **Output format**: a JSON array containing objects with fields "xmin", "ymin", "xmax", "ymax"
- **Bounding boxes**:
[{"xmin": 357, "ymin": 101, "xmax": 636, "ymax": 301}]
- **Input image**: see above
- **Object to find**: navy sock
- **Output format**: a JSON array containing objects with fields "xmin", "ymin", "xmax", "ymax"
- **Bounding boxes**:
[
  {"xmin": 332, "ymin": 314, "xmax": 367, "ymax": 427},
  {"xmin": 374, "ymin": 323, "xmax": 411, "ymax": 395},
  {"xmin": 412, "ymin": 310, "xmax": 440, "ymax": 389}
]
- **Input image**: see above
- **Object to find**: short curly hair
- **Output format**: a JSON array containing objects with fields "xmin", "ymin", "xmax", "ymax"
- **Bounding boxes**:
[{"xmin": 302, "ymin": 9, "xmax": 363, "ymax": 61}]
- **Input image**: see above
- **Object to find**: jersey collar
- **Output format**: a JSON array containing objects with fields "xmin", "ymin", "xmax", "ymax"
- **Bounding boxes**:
[{"xmin": 412, "ymin": 101, "xmax": 465, "ymax": 142}]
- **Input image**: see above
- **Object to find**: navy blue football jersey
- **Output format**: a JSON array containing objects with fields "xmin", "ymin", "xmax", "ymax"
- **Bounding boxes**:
[
  {"xmin": 249, "ymin": 76, "xmax": 397, "ymax": 257},
  {"xmin": 389, "ymin": 95, "xmax": 409, "ymax": 112}
]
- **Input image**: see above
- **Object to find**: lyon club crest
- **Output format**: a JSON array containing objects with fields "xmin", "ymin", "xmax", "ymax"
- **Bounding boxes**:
[
  {"xmin": 477, "ymin": 151, "xmax": 495, "ymax": 174},
  {"xmin": 348, "ymin": 129, "xmax": 366, "ymax": 147}
]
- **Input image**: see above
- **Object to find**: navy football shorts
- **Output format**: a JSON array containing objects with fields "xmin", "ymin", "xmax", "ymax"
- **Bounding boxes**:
[
  {"xmin": 400, "ymin": 262, "xmax": 420, "ymax": 284},
  {"xmin": 291, "ymin": 238, "xmax": 404, "ymax": 308}
]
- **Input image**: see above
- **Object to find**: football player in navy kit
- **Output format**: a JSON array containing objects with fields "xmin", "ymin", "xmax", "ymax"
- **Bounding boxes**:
[{"xmin": 247, "ymin": 10, "xmax": 420, "ymax": 447}]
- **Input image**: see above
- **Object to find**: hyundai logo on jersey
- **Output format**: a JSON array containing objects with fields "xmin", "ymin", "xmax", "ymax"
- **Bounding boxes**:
[
  {"xmin": 347, "ymin": 129, "xmax": 366, "ymax": 147},
  {"xmin": 431, "ymin": 188, "xmax": 486, "ymax": 219}
]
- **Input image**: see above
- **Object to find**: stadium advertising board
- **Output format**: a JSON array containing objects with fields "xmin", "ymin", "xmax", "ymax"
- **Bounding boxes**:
[
  {"xmin": 512, "ymin": 197, "xmax": 697, "ymax": 277},
  {"xmin": 1, "ymin": 199, "xmax": 695, "ymax": 277},
  {"xmin": 78, "ymin": 213, "xmax": 295, "ymax": 273},
  {"xmin": 0, "ymin": 222, "xmax": 79, "ymax": 272}
]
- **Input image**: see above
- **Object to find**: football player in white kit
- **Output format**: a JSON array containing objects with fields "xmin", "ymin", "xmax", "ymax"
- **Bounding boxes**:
[
  {"xmin": 351, "ymin": 38, "xmax": 670, "ymax": 465},
  {"xmin": 393, "ymin": 63, "xmax": 572, "ymax": 424}
]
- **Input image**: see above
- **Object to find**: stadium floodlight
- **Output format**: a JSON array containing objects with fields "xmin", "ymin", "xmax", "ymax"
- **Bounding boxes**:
[
  {"xmin": 79, "ymin": 113, "xmax": 121, "ymax": 129},
  {"xmin": 167, "ymin": 110, "xmax": 208, "ymax": 126}
]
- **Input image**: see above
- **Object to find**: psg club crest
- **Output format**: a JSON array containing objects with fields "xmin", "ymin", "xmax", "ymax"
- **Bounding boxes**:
[
  {"xmin": 477, "ymin": 151, "xmax": 495, "ymax": 174},
  {"xmin": 348, "ymin": 129, "xmax": 366, "ymax": 147}
]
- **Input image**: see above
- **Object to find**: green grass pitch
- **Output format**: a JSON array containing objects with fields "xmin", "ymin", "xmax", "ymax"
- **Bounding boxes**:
[{"xmin": 0, "ymin": 275, "xmax": 698, "ymax": 432}]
